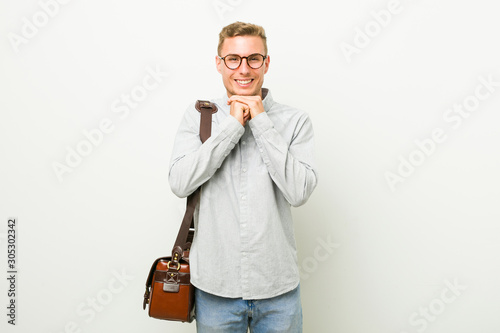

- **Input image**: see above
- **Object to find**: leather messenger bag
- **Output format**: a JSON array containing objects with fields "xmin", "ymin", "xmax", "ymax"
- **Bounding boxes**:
[{"xmin": 143, "ymin": 100, "xmax": 217, "ymax": 322}]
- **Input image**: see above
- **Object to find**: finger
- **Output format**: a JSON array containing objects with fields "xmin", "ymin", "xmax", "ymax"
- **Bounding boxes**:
[
  {"xmin": 233, "ymin": 102, "xmax": 248, "ymax": 112},
  {"xmin": 228, "ymin": 94, "xmax": 257, "ymax": 100},
  {"xmin": 235, "ymin": 101, "xmax": 250, "ymax": 111},
  {"xmin": 228, "ymin": 96, "xmax": 251, "ymax": 105},
  {"xmin": 228, "ymin": 101, "xmax": 248, "ymax": 110}
]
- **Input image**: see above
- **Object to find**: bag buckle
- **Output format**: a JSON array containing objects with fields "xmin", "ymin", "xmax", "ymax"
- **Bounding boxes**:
[{"xmin": 166, "ymin": 261, "xmax": 181, "ymax": 271}]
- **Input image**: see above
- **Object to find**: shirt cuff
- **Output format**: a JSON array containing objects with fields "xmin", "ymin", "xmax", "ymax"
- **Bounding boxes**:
[
  {"xmin": 248, "ymin": 112, "xmax": 273, "ymax": 137},
  {"xmin": 221, "ymin": 114, "xmax": 245, "ymax": 144}
]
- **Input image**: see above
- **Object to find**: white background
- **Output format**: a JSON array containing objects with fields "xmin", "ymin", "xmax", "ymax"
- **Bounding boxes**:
[{"xmin": 1, "ymin": 0, "xmax": 499, "ymax": 332}]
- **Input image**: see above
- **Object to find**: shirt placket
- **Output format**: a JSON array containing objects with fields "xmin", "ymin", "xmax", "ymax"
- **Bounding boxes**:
[{"xmin": 239, "ymin": 128, "xmax": 250, "ymax": 298}]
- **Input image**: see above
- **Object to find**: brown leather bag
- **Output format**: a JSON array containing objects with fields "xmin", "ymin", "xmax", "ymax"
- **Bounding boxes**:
[{"xmin": 143, "ymin": 100, "xmax": 217, "ymax": 322}]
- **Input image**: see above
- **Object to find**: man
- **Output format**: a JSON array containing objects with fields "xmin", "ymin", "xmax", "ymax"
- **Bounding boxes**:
[{"xmin": 169, "ymin": 21, "xmax": 317, "ymax": 332}]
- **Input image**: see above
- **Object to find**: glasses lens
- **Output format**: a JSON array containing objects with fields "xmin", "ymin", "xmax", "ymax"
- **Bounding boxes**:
[
  {"xmin": 224, "ymin": 55, "xmax": 241, "ymax": 69},
  {"xmin": 247, "ymin": 54, "xmax": 264, "ymax": 69}
]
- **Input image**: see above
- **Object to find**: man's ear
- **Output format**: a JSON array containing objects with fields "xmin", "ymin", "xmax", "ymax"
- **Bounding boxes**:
[
  {"xmin": 216, "ymin": 55, "xmax": 223, "ymax": 74},
  {"xmin": 263, "ymin": 55, "xmax": 270, "ymax": 74}
]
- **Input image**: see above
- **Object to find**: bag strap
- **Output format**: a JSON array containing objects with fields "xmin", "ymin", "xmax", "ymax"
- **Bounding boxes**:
[
  {"xmin": 171, "ymin": 100, "xmax": 217, "ymax": 260},
  {"xmin": 195, "ymin": 100, "xmax": 218, "ymax": 142},
  {"xmin": 143, "ymin": 100, "xmax": 217, "ymax": 310}
]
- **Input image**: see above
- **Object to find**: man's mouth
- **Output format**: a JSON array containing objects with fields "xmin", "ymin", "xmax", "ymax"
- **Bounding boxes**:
[{"xmin": 235, "ymin": 79, "xmax": 253, "ymax": 86}]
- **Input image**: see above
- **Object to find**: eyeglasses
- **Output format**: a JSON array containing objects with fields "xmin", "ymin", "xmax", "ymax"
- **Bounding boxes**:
[{"xmin": 218, "ymin": 53, "xmax": 267, "ymax": 70}]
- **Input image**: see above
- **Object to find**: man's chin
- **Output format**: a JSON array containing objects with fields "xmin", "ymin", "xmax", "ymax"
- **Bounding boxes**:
[{"xmin": 231, "ymin": 86, "xmax": 261, "ymax": 97}]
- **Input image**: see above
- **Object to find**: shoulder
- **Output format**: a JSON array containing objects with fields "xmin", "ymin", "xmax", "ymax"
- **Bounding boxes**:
[{"xmin": 268, "ymin": 100, "xmax": 312, "ymax": 127}]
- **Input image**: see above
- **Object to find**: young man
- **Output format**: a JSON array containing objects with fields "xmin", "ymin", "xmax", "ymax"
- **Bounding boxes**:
[{"xmin": 169, "ymin": 21, "xmax": 317, "ymax": 332}]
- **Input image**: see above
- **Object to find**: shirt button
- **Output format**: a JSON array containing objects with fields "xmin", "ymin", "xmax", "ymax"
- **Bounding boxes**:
[
  {"xmin": 242, "ymin": 141, "xmax": 246, "ymax": 145},
  {"xmin": 241, "ymin": 195, "xmax": 246, "ymax": 200},
  {"xmin": 242, "ymin": 168, "xmax": 247, "ymax": 173}
]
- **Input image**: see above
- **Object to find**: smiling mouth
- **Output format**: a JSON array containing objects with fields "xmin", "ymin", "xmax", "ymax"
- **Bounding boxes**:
[{"xmin": 235, "ymin": 79, "xmax": 253, "ymax": 86}]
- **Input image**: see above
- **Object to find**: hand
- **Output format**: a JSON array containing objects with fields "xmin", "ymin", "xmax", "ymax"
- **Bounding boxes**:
[
  {"xmin": 230, "ymin": 101, "xmax": 251, "ymax": 126},
  {"xmin": 227, "ymin": 95, "xmax": 265, "ymax": 120}
]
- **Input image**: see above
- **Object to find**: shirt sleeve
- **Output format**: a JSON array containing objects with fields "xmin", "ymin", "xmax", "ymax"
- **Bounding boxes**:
[
  {"xmin": 169, "ymin": 105, "xmax": 245, "ymax": 198},
  {"xmin": 248, "ymin": 111, "xmax": 318, "ymax": 207}
]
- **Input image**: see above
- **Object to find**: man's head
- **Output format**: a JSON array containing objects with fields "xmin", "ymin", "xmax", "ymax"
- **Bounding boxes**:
[{"xmin": 216, "ymin": 22, "xmax": 270, "ymax": 98}]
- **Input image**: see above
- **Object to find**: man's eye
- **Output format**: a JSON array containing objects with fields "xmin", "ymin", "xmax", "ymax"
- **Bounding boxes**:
[{"xmin": 227, "ymin": 57, "xmax": 239, "ymax": 62}]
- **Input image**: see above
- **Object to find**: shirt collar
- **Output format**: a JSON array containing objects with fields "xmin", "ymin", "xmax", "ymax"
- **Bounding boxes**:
[{"xmin": 261, "ymin": 88, "xmax": 274, "ymax": 111}]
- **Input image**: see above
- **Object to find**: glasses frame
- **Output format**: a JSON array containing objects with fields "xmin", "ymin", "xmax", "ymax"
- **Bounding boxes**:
[{"xmin": 218, "ymin": 53, "xmax": 268, "ymax": 70}]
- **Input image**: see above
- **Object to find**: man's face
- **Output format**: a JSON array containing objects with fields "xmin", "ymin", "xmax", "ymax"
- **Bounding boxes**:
[{"xmin": 216, "ymin": 35, "xmax": 270, "ymax": 98}]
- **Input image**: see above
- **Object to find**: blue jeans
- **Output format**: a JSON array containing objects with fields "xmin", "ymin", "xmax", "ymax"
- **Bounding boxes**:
[{"xmin": 194, "ymin": 285, "xmax": 303, "ymax": 333}]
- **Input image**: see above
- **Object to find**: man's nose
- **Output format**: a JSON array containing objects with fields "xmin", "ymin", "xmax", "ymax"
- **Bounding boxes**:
[{"xmin": 238, "ymin": 58, "xmax": 251, "ymax": 73}]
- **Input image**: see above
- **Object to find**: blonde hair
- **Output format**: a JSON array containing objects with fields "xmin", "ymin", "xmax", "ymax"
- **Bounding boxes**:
[{"xmin": 217, "ymin": 21, "xmax": 267, "ymax": 56}]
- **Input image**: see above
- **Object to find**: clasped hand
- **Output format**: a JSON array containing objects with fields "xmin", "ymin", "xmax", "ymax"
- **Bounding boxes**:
[{"xmin": 228, "ymin": 95, "xmax": 265, "ymax": 126}]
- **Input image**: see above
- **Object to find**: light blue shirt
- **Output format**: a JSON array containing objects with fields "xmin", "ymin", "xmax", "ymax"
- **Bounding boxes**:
[{"xmin": 169, "ymin": 88, "xmax": 318, "ymax": 299}]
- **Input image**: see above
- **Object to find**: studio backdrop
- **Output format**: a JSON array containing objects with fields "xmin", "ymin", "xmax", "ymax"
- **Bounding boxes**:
[{"xmin": 1, "ymin": 0, "xmax": 499, "ymax": 332}]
